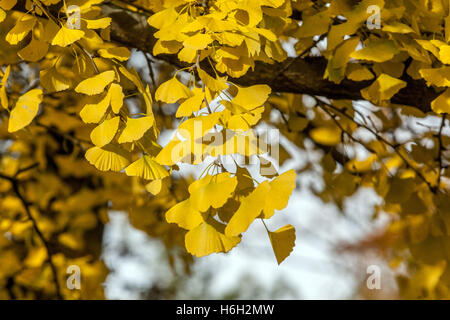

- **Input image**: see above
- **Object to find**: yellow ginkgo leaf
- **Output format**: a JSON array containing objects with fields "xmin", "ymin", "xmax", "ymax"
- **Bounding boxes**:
[
  {"xmin": 176, "ymin": 87, "xmax": 204, "ymax": 117},
  {"xmin": 0, "ymin": 8, "xmax": 5, "ymax": 23},
  {"xmin": 243, "ymin": 30, "xmax": 261, "ymax": 56},
  {"xmin": 153, "ymin": 39, "xmax": 183, "ymax": 56},
  {"xmin": 18, "ymin": 38, "xmax": 49, "ymax": 62},
  {"xmin": 79, "ymin": 92, "xmax": 110, "ymax": 123},
  {"xmin": 155, "ymin": 77, "xmax": 192, "ymax": 103},
  {"xmin": 0, "ymin": 65, "xmax": 10, "ymax": 85},
  {"xmin": 109, "ymin": 83, "xmax": 124, "ymax": 114},
  {"xmin": 40, "ymin": 0, "xmax": 60, "ymax": 6},
  {"xmin": 439, "ymin": 46, "xmax": 450, "ymax": 64},
  {"xmin": 232, "ymin": 84, "xmax": 271, "ymax": 110},
  {"xmin": 85, "ymin": 17, "xmax": 112, "ymax": 29},
  {"xmin": 419, "ymin": 67, "xmax": 450, "ymax": 87},
  {"xmin": 51, "ymin": 25, "xmax": 85, "ymax": 47},
  {"xmin": 220, "ymin": 130, "xmax": 262, "ymax": 157},
  {"xmin": 24, "ymin": 247, "xmax": 47, "ymax": 268},
  {"xmin": 75, "ymin": 70, "xmax": 115, "ymax": 95},
  {"xmin": 346, "ymin": 64, "xmax": 374, "ymax": 81},
  {"xmin": 255, "ymin": 27, "xmax": 277, "ymax": 41},
  {"xmin": 189, "ymin": 172, "xmax": 238, "ymax": 212},
  {"xmin": 262, "ymin": 169, "xmax": 296, "ymax": 219},
  {"xmin": 40, "ymin": 67, "xmax": 72, "ymax": 92},
  {"xmin": 145, "ymin": 179, "xmax": 162, "ymax": 195},
  {"xmin": 183, "ymin": 33, "xmax": 213, "ymax": 50},
  {"xmin": 310, "ymin": 126, "xmax": 342, "ymax": 146},
  {"xmin": 416, "ymin": 40, "xmax": 440, "ymax": 59},
  {"xmin": 225, "ymin": 181, "xmax": 270, "ymax": 237},
  {"xmin": 223, "ymin": 105, "xmax": 264, "ymax": 131},
  {"xmin": 166, "ymin": 198, "xmax": 204, "ymax": 230},
  {"xmin": 117, "ymin": 116, "xmax": 154, "ymax": 144},
  {"xmin": 119, "ymin": 66, "xmax": 144, "ymax": 92},
  {"xmin": 178, "ymin": 46, "xmax": 198, "ymax": 63},
  {"xmin": 185, "ymin": 219, "xmax": 241, "ymax": 257},
  {"xmin": 325, "ymin": 37, "xmax": 360, "ymax": 82},
  {"xmin": 98, "ymin": 47, "xmax": 131, "ymax": 62},
  {"xmin": 361, "ymin": 74, "xmax": 407, "ymax": 105},
  {"xmin": 346, "ymin": 154, "xmax": 377, "ymax": 173},
  {"xmin": 125, "ymin": 155, "xmax": 169, "ymax": 180},
  {"xmin": 85, "ymin": 144, "xmax": 130, "ymax": 172},
  {"xmin": 58, "ymin": 233, "xmax": 83, "ymax": 251},
  {"xmin": 198, "ymin": 68, "xmax": 228, "ymax": 92},
  {"xmin": 177, "ymin": 112, "xmax": 220, "ymax": 140},
  {"xmin": 350, "ymin": 40, "xmax": 399, "ymax": 63},
  {"xmin": 6, "ymin": 15, "xmax": 36, "ymax": 45},
  {"xmin": 268, "ymin": 224, "xmax": 296, "ymax": 265},
  {"xmin": 147, "ymin": 6, "xmax": 178, "ymax": 29},
  {"xmin": 143, "ymin": 85, "xmax": 154, "ymax": 116},
  {"xmin": 382, "ymin": 22, "xmax": 415, "ymax": 34},
  {"xmin": 8, "ymin": 89, "xmax": 43, "ymax": 133},
  {"xmin": 0, "ymin": 0, "xmax": 17, "ymax": 10},
  {"xmin": 0, "ymin": 65, "xmax": 10, "ymax": 109},
  {"xmin": 214, "ymin": 31, "xmax": 245, "ymax": 47},
  {"xmin": 431, "ymin": 88, "xmax": 450, "ymax": 114},
  {"xmin": 90, "ymin": 116, "xmax": 120, "ymax": 147},
  {"xmin": 188, "ymin": 172, "xmax": 215, "ymax": 194},
  {"xmin": 0, "ymin": 86, "xmax": 7, "ymax": 109},
  {"xmin": 155, "ymin": 138, "xmax": 187, "ymax": 165}
]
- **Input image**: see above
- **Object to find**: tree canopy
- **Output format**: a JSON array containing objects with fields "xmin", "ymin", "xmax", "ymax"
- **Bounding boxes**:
[{"xmin": 0, "ymin": 0, "xmax": 449, "ymax": 299}]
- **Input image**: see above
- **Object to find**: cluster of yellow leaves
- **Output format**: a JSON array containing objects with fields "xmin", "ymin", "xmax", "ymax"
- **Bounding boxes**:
[
  {"xmin": 76, "ymin": 69, "xmax": 167, "ymax": 184},
  {"xmin": 145, "ymin": 0, "xmax": 301, "ymax": 263},
  {"xmin": 296, "ymin": 0, "xmax": 450, "ymax": 115},
  {"xmin": 151, "ymin": 70, "xmax": 298, "ymax": 262},
  {"xmin": 2, "ymin": 0, "xmax": 450, "ymax": 299},
  {"xmin": 166, "ymin": 169, "xmax": 296, "ymax": 263}
]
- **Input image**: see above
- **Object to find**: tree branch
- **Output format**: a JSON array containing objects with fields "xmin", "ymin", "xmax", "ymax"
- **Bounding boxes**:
[
  {"xmin": 12, "ymin": 1, "xmax": 439, "ymax": 113},
  {"xmin": 316, "ymin": 97, "xmax": 436, "ymax": 193}
]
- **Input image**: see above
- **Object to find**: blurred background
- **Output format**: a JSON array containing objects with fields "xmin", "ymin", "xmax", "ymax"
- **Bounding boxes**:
[{"xmin": 102, "ymin": 175, "xmax": 397, "ymax": 299}]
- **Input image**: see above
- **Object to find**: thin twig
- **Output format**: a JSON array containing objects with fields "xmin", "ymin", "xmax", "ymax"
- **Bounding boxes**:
[
  {"xmin": 76, "ymin": 44, "xmax": 100, "ymax": 74},
  {"xmin": 144, "ymin": 53, "xmax": 157, "ymax": 90},
  {"xmin": 15, "ymin": 163, "xmax": 39, "ymax": 177},
  {"xmin": 36, "ymin": 122, "xmax": 92, "ymax": 148},
  {"xmin": 0, "ymin": 169, "xmax": 63, "ymax": 299},
  {"xmin": 437, "ymin": 113, "xmax": 447, "ymax": 188},
  {"xmin": 318, "ymin": 102, "xmax": 376, "ymax": 154},
  {"xmin": 315, "ymin": 96, "xmax": 435, "ymax": 193}
]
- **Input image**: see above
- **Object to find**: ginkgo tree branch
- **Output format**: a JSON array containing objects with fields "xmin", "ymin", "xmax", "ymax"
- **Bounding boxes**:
[{"xmin": 102, "ymin": 4, "xmax": 439, "ymax": 113}]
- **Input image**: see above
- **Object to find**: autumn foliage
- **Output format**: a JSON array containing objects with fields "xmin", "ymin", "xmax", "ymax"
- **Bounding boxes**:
[{"xmin": 0, "ymin": 0, "xmax": 449, "ymax": 299}]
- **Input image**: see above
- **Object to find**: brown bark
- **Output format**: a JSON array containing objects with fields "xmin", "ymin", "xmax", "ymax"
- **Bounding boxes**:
[{"xmin": 105, "ymin": 5, "xmax": 437, "ymax": 113}]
